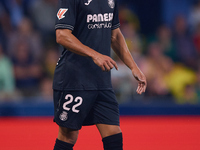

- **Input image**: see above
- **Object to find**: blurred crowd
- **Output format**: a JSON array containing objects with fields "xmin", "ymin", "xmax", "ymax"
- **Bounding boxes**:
[
  {"xmin": 0, "ymin": 0, "xmax": 58, "ymax": 101},
  {"xmin": 113, "ymin": 1, "xmax": 200, "ymax": 104},
  {"xmin": 0, "ymin": 0, "xmax": 200, "ymax": 104}
]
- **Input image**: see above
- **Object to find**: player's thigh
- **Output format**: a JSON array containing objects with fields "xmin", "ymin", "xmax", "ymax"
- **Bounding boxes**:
[{"xmin": 96, "ymin": 124, "xmax": 121, "ymax": 138}]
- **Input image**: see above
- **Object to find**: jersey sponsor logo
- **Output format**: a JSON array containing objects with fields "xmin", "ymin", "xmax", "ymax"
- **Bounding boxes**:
[
  {"xmin": 108, "ymin": 0, "xmax": 115, "ymax": 9},
  {"xmin": 87, "ymin": 13, "xmax": 113, "ymax": 29},
  {"xmin": 88, "ymin": 23, "xmax": 112, "ymax": 29},
  {"xmin": 57, "ymin": 8, "xmax": 68, "ymax": 20},
  {"xmin": 85, "ymin": 0, "xmax": 92, "ymax": 5},
  {"xmin": 87, "ymin": 13, "xmax": 113, "ymax": 23}
]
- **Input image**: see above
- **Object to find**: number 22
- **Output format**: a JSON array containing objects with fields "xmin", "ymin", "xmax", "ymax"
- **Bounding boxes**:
[{"xmin": 63, "ymin": 94, "xmax": 83, "ymax": 113}]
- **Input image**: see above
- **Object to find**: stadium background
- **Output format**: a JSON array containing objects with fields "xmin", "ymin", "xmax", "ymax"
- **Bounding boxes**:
[{"xmin": 0, "ymin": 0, "xmax": 200, "ymax": 149}]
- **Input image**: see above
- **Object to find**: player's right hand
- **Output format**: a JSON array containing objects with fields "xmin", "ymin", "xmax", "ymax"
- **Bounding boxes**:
[{"xmin": 92, "ymin": 53, "xmax": 118, "ymax": 72}]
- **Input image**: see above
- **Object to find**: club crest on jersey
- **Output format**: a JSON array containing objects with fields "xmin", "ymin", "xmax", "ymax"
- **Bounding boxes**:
[
  {"xmin": 59, "ymin": 111, "xmax": 68, "ymax": 121},
  {"xmin": 108, "ymin": 0, "xmax": 115, "ymax": 9},
  {"xmin": 57, "ymin": 8, "xmax": 68, "ymax": 20}
]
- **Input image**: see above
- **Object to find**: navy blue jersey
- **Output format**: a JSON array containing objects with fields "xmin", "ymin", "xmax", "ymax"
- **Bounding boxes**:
[{"xmin": 53, "ymin": 0, "xmax": 120, "ymax": 90}]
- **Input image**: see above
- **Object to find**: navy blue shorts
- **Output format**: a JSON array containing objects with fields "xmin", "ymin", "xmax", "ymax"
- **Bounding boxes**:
[{"xmin": 53, "ymin": 90, "xmax": 120, "ymax": 130}]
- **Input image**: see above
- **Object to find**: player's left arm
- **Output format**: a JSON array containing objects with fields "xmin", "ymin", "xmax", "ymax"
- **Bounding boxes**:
[{"xmin": 111, "ymin": 28, "xmax": 147, "ymax": 94}]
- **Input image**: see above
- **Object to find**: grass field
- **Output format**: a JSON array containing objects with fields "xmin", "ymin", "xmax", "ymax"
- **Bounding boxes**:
[{"xmin": 0, "ymin": 116, "xmax": 200, "ymax": 150}]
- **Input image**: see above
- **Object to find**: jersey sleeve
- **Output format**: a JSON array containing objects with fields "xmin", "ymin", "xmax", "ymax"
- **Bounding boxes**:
[
  {"xmin": 112, "ymin": 0, "xmax": 120, "ymax": 30},
  {"xmin": 55, "ymin": 0, "xmax": 77, "ymax": 31}
]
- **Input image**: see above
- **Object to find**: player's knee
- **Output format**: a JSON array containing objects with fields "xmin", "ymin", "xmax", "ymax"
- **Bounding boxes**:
[
  {"xmin": 58, "ymin": 126, "xmax": 79, "ymax": 144},
  {"xmin": 96, "ymin": 124, "xmax": 121, "ymax": 138},
  {"xmin": 106, "ymin": 127, "xmax": 121, "ymax": 138}
]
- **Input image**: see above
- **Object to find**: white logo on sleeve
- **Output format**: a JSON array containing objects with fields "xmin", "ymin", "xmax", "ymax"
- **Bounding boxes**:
[
  {"xmin": 108, "ymin": 0, "xmax": 115, "ymax": 9},
  {"xmin": 85, "ymin": 0, "xmax": 92, "ymax": 5},
  {"xmin": 57, "ymin": 8, "xmax": 68, "ymax": 20}
]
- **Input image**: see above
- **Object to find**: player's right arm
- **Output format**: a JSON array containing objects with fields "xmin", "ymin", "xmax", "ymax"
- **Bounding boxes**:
[
  {"xmin": 56, "ymin": 29, "xmax": 118, "ymax": 72},
  {"xmin": 56, "ymin": 0, "xmax": 117, "ymax": 72}
]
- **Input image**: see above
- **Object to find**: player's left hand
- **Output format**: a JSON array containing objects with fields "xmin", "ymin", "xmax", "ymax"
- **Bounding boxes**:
[{"xmin": 132, "ymin": 70, "xmax": 147, "ymax": 95}]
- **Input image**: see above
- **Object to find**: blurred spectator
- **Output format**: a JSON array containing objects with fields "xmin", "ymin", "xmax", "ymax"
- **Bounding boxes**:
[
  {"xmin": 8, "ymin": 17, "xmax": 42, "ymax": 60},
  {"xmin": 39, "ymin": 76, "xmax": 53, "ymax": 101},
  {"xmin": 148, "ymin": 25, "xmax": 176, "ymax": 61},
  {"xmin": 189, "ymin": 0, "xmax": 200, "ymax": 32},
  {"xmin": 28, "ymin": 0, "xmax": 57, "ymax": 41},
  {"xmin": 119, "ymin": 7, "xmax": 143, "ymax": 58},
  {"xmin": 42, "ymin": 47, "xmax": 59, "ymax": 79},
  {"xmin": 183, "ymin": 84, "xmax": 197, "ymax": 104},
  {"xmin": 141, "ymin": 42, "xmax": 172, "ymax": 97},
  {"xmin": 12, "ymin": 41, "xmax": 42, "ymax": 97},
  {"xmin": 164, "ymin": 64, "xmax": 197, "ymax": 104},
  {"xmin": 119, "ymin": 6, "xmax": 140, "ymax": 32},
  {"xmin": 173, "ymin": 15, "xmax": 198, "ymax": 69},
  {"xmin": 0, "ymin": 44, "xmax": 16, "ymax": 101},
  {"xmin": 0, "ymin": 7, "xmax": 13, "ymax": 53},
  {"xmin": 0, "ymin": 0, "xmax": 23, "ymax": 27},
  {"xmin": 192, "ymin": 23, "xmax": 200, "ymax": 57}
]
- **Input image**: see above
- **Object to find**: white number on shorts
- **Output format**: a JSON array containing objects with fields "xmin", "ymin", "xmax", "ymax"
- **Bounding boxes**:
[
  {"xmin": 72, "ymin": 97, "xmax": 83, "ymax": 113},
  {"xmin": 63, "ymin": 94, "xmax": 73, "ymax": 111},
  {"xmin": 63, "ymin": 94, "xmax": 83, "ymax": 113}
]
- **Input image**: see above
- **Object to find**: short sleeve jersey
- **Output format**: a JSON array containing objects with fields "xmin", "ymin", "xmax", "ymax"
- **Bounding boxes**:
[{"xmin": 53, "ymin": 0, "xmax": 120, "ymax": 90}]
